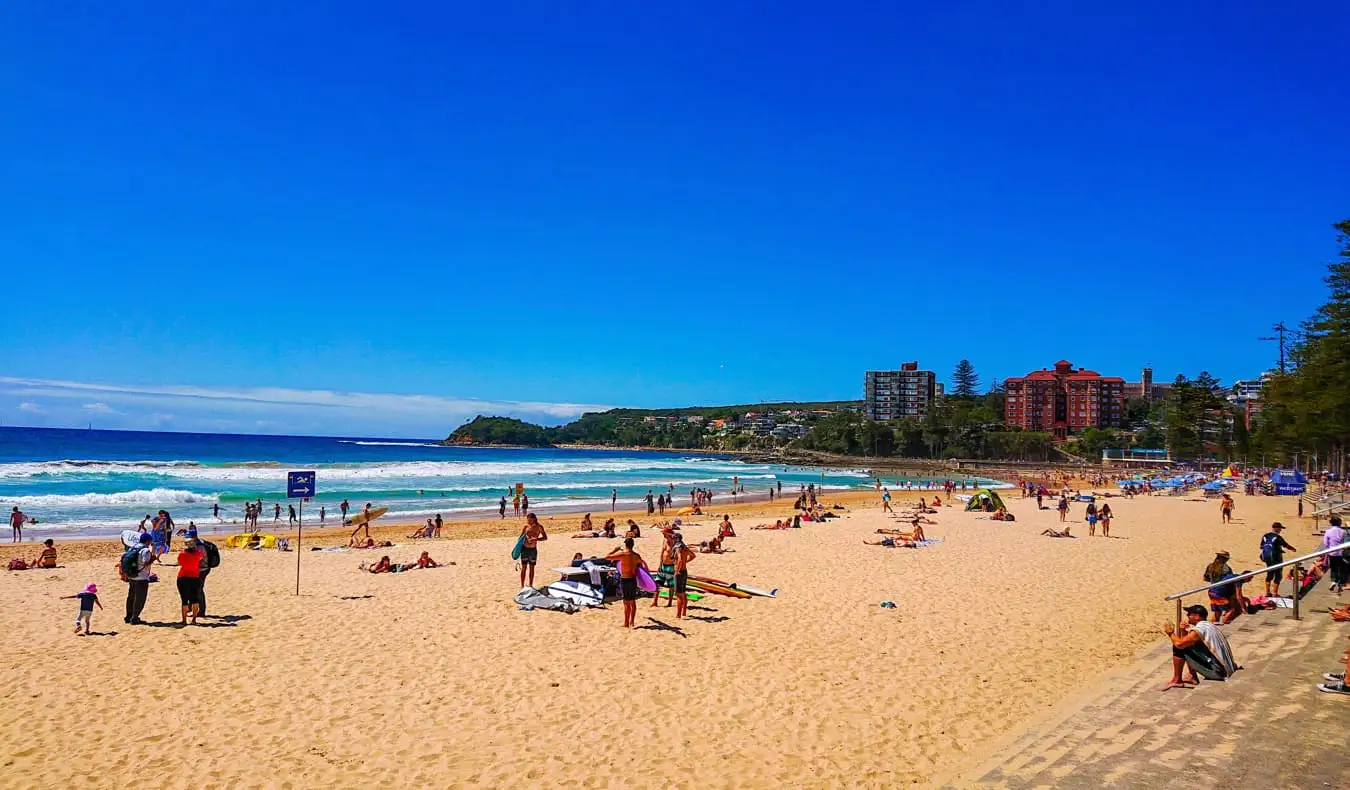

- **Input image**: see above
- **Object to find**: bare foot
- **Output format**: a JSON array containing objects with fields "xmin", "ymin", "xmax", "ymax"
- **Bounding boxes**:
[{"xmin": 1161, "ymin": 681, "xmax": 1191, "ymax": 691}]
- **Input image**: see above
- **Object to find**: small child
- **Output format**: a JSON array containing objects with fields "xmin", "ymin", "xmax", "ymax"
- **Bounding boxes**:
[{"xmin": 63, "ymin": 583, "xmax": 102, "ymax": 635}]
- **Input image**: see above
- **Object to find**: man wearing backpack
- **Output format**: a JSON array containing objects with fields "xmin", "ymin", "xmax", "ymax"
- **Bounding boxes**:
[
  {"xmin": 123, "ymin": 533, "xmax": 155, "ymax": 625},
  {"xmin": 188, "ymin": 529, "xmax": 221, "ymax": 616},
  {"xmin": 1261, "ymin": 522, "xmax": 1296, "ymax": 597}
]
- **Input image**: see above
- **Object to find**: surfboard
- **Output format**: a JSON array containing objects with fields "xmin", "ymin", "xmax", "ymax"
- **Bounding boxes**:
[
  {"xmin": 511, "ymin": 533, "xmax": 527, "ymax": 560},
  {"xmin": 658, "ymin": 588, "xmax": 704, "ymax": 602},
  {"xmin": 636, "ymin": 566, "xmax": 657, "ymax": 593},
  {"xmin": 546, "ymin": 581, "xmax": 605, "ymax": 607},
  {"xmin": 733, "ymin": 584, "xmax": 777, "ymax": 598},
  {"xmin": 685, "ymin": 579, "xmax": 752, "ymax": 598},
  {"xmin": 348, "ymin": 507, "xmax": 389, "ymax": 527},
  {"xmin": 120, "ymin": 530, "xmax": 144, "ymax": 549}
]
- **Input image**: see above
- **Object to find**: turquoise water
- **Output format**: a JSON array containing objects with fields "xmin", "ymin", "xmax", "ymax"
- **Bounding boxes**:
[{"xmin": 0, "ymin": 427, "xmax": 896, "ymax": 536}]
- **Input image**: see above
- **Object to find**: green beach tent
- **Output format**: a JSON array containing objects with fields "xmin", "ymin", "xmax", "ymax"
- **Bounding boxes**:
[{"xmin": 965, "ymin": 488, "xmax": 1007, "ymax": 512}]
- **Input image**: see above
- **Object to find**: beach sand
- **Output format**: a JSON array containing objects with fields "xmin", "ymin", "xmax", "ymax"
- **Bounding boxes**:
[{"xmin": 0, "ymin": 486, "xmax": 1305, "ymax": 787}]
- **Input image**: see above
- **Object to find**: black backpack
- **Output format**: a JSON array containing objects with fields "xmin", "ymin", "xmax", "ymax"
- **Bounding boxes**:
[
  {"xmin": 201, "ymin": 540, "xmax": 221, "ymax": 569},
  {"xmin": 120, "ymin": 546, "xmax": 141, "ymax": 579}
]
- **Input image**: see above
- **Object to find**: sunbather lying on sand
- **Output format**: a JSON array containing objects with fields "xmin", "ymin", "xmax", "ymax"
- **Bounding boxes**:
[
  {"xmin": 752, "ymin": 520, "xmax": 791, "ymax": 530},
  {"xmin": 572, "ymin": 531, "xmax": 604, "ymax": 538},
  {"xmin": 876, "ymin": 525, "xmax": 926, "ymax": 542},
  {"xmin": 864, "ymin": 536, "xmax": 916, "ymax": 548},
  {"xmin": 700, "ymin": 536, "xmax": 725, "ymax": 553},
  {"xmin": 416, "ymin": 551, "xmax": 439, "ymax": 568},
  {"xmin": 1042, "ymin": 528, "xmax": 1074, "ymax": 538}
]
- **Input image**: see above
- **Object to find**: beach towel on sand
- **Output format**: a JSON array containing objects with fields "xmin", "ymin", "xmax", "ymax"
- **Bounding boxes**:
[{"xmin": 514, "ymin": 587, "xmax": 579, "ymax": 614}]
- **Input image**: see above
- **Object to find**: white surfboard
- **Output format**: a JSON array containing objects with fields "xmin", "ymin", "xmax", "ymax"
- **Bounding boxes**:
[
  {"xmin": 733, "ymin": 584, "xmax": 778, "ymax": 598},
  {"xmin": 120, "ymin": 530, "xmax": 144, "ymax": 549},
  {"xmin": 546, "ymin": 580, "xmax": 605, "ymax": 607}
]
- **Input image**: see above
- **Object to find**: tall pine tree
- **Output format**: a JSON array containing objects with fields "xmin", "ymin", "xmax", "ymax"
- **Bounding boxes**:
[{"xmin": 951, "ymin": 359, "xmax": 980, "ymax": 399}]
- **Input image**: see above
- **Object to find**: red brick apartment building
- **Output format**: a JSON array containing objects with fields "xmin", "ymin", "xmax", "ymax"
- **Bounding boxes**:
[{"xmin": 1004, "ymin": 360, "xmax": 1126, "ymax": 439}]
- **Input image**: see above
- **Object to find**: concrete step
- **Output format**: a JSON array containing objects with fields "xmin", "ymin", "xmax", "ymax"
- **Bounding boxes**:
[{"xmin": 943, "ymin": 583, "xmax": 1350, "ymax": 788}]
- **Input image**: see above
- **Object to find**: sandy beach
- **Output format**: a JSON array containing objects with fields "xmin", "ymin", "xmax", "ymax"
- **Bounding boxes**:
[{"xmin": 0, "ymin": 484, "xmax": 1305, "ymax": 788}]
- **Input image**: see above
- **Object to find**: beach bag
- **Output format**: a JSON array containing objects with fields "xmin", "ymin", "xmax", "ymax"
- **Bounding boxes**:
[
  {"xmin": 8, "ymin": 558, "xmax": 27, "ymax": 571},
  {"xmin": 120, "ymin": 547, "xmax": 141, "ymax": 579},
  {"xmin": 1260, "ymin": 534, "xmax": 1279, "ymax": 564},
  {"xmin": 201, "ymin": 540, "xmax": 221, "ymax": 568}
]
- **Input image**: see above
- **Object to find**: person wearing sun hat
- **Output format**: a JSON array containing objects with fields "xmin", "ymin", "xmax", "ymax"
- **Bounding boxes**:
[{"xmin": 62, "ymin": 583, "xmax": 103, "ymax": 636}]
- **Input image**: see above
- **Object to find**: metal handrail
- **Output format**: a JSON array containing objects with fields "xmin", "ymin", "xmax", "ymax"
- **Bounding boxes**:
[
  {"xmin": 1165, "ymin": 541, "xmax": 1350, "ymax": 600},
  {"xmin": 1164, "ymin": 540, "xmax": 1350, "ymax": 623}
]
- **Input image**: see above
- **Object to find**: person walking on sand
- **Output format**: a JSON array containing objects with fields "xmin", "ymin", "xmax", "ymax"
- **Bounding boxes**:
[
  {"xmin": 513, "ymin": 493, "xmax": 520, "ymax": 516},
  {"xmin": 517, "ymin": 513, "xmax": 548, "ymax": 588},
  {"xmin": 499, "ymin": 496, "xmax": 507, "ymax": 519},
  {"xmin": 340, "ymin": 499, "xmax": 350, "ymax": 524},
  {"xmin": 1057, "ymin": 494, "xmax": 1069, "ymax": 522},
  {"xmin": 288, "ymin": 504, "xmax": 297, "ymax": 527},
  {"xmin": 349, "ymin": 502, "xmax": 375, "ymax": 544},
  {"xmin": 605, "ymin": 538, "xmax": 648, "ymax": 629},
  {"xmin": 1322, "ymin": 516, "xmax": 1348, "ymax": 593},
  {"xmin": 881, "ymin": 488, "xmax": 893, "ymax": 514},
  {"xmin": 434, "ymin": 513, "xmax": 443, "ymax": 538},
  {"xmin": 1220, "ymin": 493, "xmax": 1235, "ymax": 524},
  {"xmin": 319, "ymin": 505, "xmax": 326, "ymax": 525},
  {"xmin": 10, "ymin": 506, "xmax": 26, "ymax": 542},
  {"xmin": 672, "ymin": 534, "xmax": 696, "ymax": 619},
  {"xmin": 1099, "ymin": 503, "xmax": 1113, "ymax": 538},
  {"xmin": 63, "ymin": 583, "xmax": 103, "ymax": 635},
  {"xmin": 1261, "ymin": 522, "xmax": 1296, "ymax": 597},
  {"xmin": 521, "ymin": 494, "xmax": 529, "ymax": 515},
  {"xmin": 645, "ymin": 490, "xmax": 655, "ymax": 516},
  {"xmin": 611, "ymin": 489, "xmax": 617, "ymax": 511},
  {"xmin": 176, "ymin": 537, "xmax": 205, "ymax": 626},
  {"xmin": 124, "ymin": 533, "xmax": 155, "ymax": 625}
]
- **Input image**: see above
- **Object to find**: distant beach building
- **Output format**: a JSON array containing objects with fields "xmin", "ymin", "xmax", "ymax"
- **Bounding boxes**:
[
  {"xmin": 1004, "ymin": 360, "xmax": 1126, "ymax": 440},
  {"xmin": 1228, "ymin": 374, "xmax": 1269, "ymax": 405},
  {"xmin": 864, "ymin": 362, "xmax": 938, "ymax": 421},
  {"xmin": 1123, "ymin": 366, "xmax": 1172, "ymax": 401}
]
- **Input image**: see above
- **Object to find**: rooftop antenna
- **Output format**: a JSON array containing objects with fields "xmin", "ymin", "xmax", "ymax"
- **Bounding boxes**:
[{"xmin": 1257, "ymin": 321, "xmax": 1289, "ymax": 374}]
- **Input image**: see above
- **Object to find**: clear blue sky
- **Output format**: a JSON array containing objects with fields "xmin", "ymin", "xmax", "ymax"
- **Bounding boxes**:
[{"xmin": 2, "ymin": 2, "xmax": 1347, "ymax": 436}]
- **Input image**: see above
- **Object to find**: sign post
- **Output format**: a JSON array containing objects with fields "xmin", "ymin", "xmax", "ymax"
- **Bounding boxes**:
[{"xmin": 287, "ymin": 471, "xmax": 316, "ymax": 595}]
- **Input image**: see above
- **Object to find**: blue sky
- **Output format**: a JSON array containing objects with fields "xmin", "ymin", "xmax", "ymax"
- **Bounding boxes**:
[{"xmin": 2, "ymin": 2, "xmax": 1347, "ymax": 437}]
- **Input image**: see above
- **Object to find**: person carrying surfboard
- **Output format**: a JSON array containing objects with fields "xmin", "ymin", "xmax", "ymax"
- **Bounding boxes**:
[
  {"xmin": 604, "ymin": 538, "xmax": 649, "ymax": 629},
  {"xmin": 518, "ymin": 513, "xmax": 548, "ymax": 589}
]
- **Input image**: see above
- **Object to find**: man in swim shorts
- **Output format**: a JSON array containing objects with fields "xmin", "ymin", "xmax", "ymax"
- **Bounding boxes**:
[
  {"xmin": 518, "ymin": 513, "xmax": 548, "ymax": 588},
  {"xmin": 652, "ymin": 529, "xmax": 677, "ymax": 609},
  {"xmin": 672, "ymin": 535, "xmax": 696, "ymax": 619},
  {"xmin": 605, "ymin": 537, "xmax": 648, "ymax": 628}
]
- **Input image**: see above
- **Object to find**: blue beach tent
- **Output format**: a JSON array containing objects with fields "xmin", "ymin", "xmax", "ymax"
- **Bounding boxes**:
[{"xmin": 1270, "ymin": 469, "xmax": 1307, "ymax": 496}]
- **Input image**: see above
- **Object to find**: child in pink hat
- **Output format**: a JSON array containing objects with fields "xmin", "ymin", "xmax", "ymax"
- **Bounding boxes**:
[{"xmin": 62, "ymin": 584, "xmax": 102, "ymax": 635}]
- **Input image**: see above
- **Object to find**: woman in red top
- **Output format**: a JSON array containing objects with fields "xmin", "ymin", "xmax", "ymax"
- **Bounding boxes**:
[{"xmin": 176, "ymin": 538, "xmax": 204, "ymax": 625}]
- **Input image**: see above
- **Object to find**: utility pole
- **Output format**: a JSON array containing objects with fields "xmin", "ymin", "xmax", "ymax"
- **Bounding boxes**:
[{"xmin": 1257, "ymin": 321, "xmax": 1289, "ymax": 374}]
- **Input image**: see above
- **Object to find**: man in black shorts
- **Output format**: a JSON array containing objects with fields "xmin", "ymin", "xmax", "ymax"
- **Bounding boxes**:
[
  {"xmin": 672, "ymin": 535, "xmax": 696, "ymax": 619},
  {"xmin": 605, "ymin": 538, "xmax": 648, "ymax": 629},
  {"xmin": 518, "ymin": 513, "xmax": 548, "ymax": 588}
]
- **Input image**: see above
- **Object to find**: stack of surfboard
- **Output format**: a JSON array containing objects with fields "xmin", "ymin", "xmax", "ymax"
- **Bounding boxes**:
[{"xmin": 687, "ymin": 575, "xmax": 777, "ymax": 599}]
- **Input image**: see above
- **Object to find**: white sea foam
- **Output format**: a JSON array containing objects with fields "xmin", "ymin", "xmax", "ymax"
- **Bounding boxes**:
[
  {"xmin": 6, "ymin": 488, "xmax": 220, "ymax": 508},
  {"xmin": 0, "ymin": 458, "xmax": 782, "ymax": 482}
]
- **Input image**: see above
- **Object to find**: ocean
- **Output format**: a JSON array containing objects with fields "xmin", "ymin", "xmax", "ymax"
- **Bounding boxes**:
[{"xmin": 0, "ymin": 426, "xmax": 952, "ymax": 537}]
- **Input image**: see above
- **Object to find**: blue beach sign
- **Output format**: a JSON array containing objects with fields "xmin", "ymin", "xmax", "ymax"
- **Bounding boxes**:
[{"xmin": 287, "ymin": 471, "xmax": 316, "ymax": 499}]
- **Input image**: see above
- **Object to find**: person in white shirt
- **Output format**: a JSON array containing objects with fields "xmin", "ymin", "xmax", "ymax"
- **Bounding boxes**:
[
  {"xmin": 1162, "ymin": 605, "xmax": 1239, "ymax": 689},
  {"xmin": 1321, "ymin": 516, "xmax": 1348, "ymax": 593}
]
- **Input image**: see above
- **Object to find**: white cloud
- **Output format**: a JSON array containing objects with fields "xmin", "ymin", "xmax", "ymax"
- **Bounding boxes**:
[
  {"xmin": 0, "ymin": 377, "xmax": 616, "ymax": 438},
  {"xmin": 17, "ymin": 401, "xmax": 42, "ymax": 413}
]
